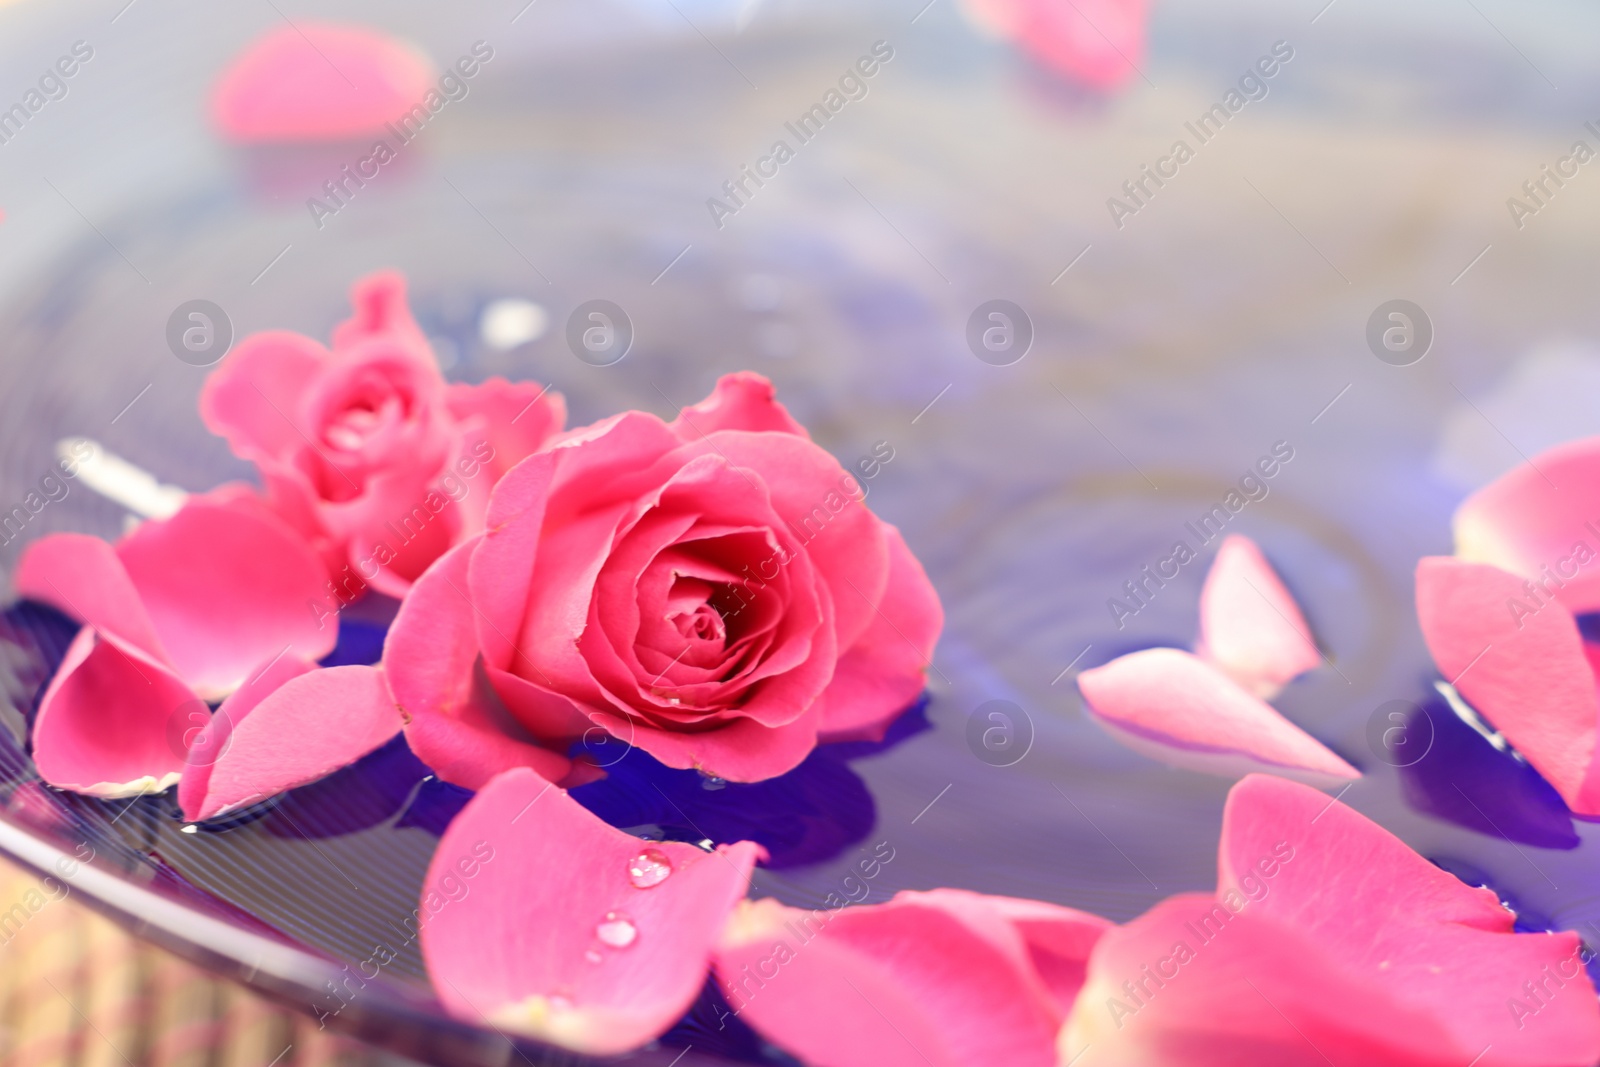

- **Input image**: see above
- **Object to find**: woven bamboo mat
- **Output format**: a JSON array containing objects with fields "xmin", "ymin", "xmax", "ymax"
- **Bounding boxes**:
[{"xmin": 0, "ymin": 858, "xmax": 413, "ymax": 1067}]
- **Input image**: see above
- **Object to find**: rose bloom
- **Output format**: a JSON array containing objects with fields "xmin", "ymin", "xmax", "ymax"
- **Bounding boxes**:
[
  {"xmin": 201, "ymin": 271, "xmax": 563, "ymax": 600},
  {"xmin": 385, "ymin": 373, "xmax": 943, "ymax": 783}
]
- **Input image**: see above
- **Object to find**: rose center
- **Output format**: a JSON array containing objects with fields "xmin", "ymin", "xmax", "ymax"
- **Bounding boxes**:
[{"xmin": 670, "ymin": 601, "xmax": 726, "ymax": 645}]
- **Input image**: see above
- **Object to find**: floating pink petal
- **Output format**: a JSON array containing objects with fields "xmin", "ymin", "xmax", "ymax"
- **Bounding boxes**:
[
  {"xmin": 30, "ymin": 628, "xmax": 192, "ymax": 798},
  {"xmin": 1077, "ymin": 647, "xmax": 1359, "ymax": 783},
  {"xmin": 714, "ymin": 888, "xmax": 1107, "ymax": 1067},
  {"xmin": 113, "ymin": 497, "xmax": 335, "ymax": 698},
  {"xmin": 211, "ymin": 23, "xmax": 437, "ymax": 144},
  {"xmin": 420, "ymin": 768, "xmax": 762, "ymax": 1055},
  {"xmin": 1416, "ymin": 556, "xmax": 1600, "ymax": 815},
  {"xmin": 1454, "ymin": 436, "xmax": 1600, "ymax": 615},
  {"xmin": 1062, "ymin": 775, "xmax": 1600, "ymax": 1066},
  {"xmin": 183, "ymin": 665, "xmax": 399, "ymax": 821},
  {"xmin": 963, "ymin": 0, "xmax": 1150, "ymax": 90},
  {"xmin": 17, "ymin": 496, "xmax": 334, "ymax": 700},
  {"xmin": 1196, "ymin": 534, "xmax": 1321, "ymax": 699},
  {"xmin": 175, "ymin": 653, "xmax": 310, "ymax": 821}
]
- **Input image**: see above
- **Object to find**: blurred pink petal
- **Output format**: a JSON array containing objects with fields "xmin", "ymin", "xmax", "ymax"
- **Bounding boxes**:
[
  {"xmin": 421, "ymin": 769, "xmax": 761, "ymax": 1055},
  {"xmin": 1416, "ymin": 556, "xmax": 1600, "ymax": 815},
  {"xmin": 211, "ymin": 23, "xmax": 436, "ymax": 144},
  {"xmin": 1196, "ymin": 534, "xmax": 1321, "ymax": 699},
  {"xmin": 713, "ymin": 889, "xmax": 1095, "ymax": 1067},
  {"xmin": 1063, "ymin": 775, "xmax": 1600, "ymax": 1066},
  {"xmin": 1454, "ymin": 437, "xmax": 1600, "ymax": 614},
  {"xmin": 185, "ymin": 665, "xmax": 400, "ymax": 821},
  {"xmin": 31, "ymin": 628, "xmax": 190, "ymax": 798},
  {"xmin": 1078, "ymin": 647, "xmax": 1359, "ymax": 783},
  {"xmin": 964, "ymin": 0, "xmax": 1150, "ymax": 90}
]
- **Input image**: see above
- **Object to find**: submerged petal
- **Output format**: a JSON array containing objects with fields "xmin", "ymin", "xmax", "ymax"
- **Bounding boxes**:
[{"xmin": 1078, "ymin": 648, "xmax": 1359, "ymax": 783}]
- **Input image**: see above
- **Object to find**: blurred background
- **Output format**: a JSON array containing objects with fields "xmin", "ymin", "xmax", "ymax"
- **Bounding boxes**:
[{"xmin": 2, "ymin": 0, "xmax": 1600, "ymax": 1063}]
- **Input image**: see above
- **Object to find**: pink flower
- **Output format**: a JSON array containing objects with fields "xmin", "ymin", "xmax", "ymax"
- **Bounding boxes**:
[
  {"xmin": 14, "ymin": 491, "xmax": 336, "ymax": 797},
  {"xmin": 961, "ymin": 0, "xmax": 1150, "ymax": 90},
  {"xmin": 1061, "ymin": 775, "xmax": 1600, "ymax": 1066},
  {"xmin": 1078, "ymin": 535, "xmax": 1358, "ymax": 783},
  {"xmin": 200, "ymin": 271, "xmax": 564, "ymax": 601},
  {"xmin": 419, "ymin": 767, "xmax": 763, "ymax": 1054},
  {"xmin": 384, "ymin": 372, "xmax": 942, "ymax": 785}
]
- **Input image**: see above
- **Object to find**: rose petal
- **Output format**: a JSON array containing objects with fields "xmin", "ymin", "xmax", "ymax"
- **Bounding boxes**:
[
  {"xmin": 816, "ymin": 524, "xmax": 942, "ymax": 742},
  {"xmin": 211, "ymin": 23, "xmax": 438, "ymax": 143},
  {"xmin": 1064, "ymin": 776, "xmax": 1600, "ymax": 1066},
  {"xmin": 31, "ymin": 629, "xmax": 191, "ymax": 798},
  {"xmin": 387, "ymin": 544, "xmax": 574, "ymax": 790},
  {"xmin": 446, "ymin": 377, "xmax": 566, "ymax": 486},
  {"xmin": 115, "ymin": 499, "xmax": 336, "ymax": 698},
  {"xmin": 15, "ymin": 533, "xmax": 170, "ymax": 664},
  {"xmin": 330, "ymin": 270, "xmax": 433, "ymax": 358},
  {"xmin": 421, "ymin": 768, "xmax": 762, "ymax": 1055},
  {"xmin": 672, "ymin": 429, "xmax": 890, "ymax": 650},
  {"xmin": 669, "ymin": 372, "xmax": 809, "ymax": 440},
  {"xmin": 1454, "ymin": 436, "xmax": 1600, "ymax": 615},
  {"xmin": 177, "ymin": 653, "xmax": 317, "ymax": 821},
  {"xmin": 1077, "ymin": 648, "xmax": 1359, "ymax": 783},
  {"xmin": 198, "ymin": 330, "xmax": 329, "ymax": 462},
  {"xmin": 1062, "ymin": 895, "xmax": 1459, "ymax": 1066},
  {"xmin": 189, "ymin": 665, "xmax": 401, "ymax": 821},
  {"xmin": 589, "ymin": 701, "xmax": 823, "ymax": 782},
  {"xmin": 961, "ymin": 891, "xmax": 1114, "ymax": 1018},
  {"xmin": 968, "ymin": 0, "xmax": 1150, "ymax": 91},
  {"xmin": 1415, "ymin": 556, "xmax": 1600, "ymax": 815},
  {"xmin": 1195, "ymin": 535, "xmax": 1321, "ymax": 699},
  {"xmin": 714, "ymin": 893, "xmax": 1062, "ymax": 1067}
]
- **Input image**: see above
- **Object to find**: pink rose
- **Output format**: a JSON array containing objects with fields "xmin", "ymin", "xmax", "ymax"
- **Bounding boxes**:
[
  {"xmin": 385, "ymin": 373, "xmax": 942, "ymax": 784},
  {"xmin": 200, "ymin": 271, "xmax": 564, "ymax": 601}
]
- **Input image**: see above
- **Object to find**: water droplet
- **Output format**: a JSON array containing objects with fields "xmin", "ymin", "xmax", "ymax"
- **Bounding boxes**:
[
  {"xmin": 628, "ymin": 848, "xmax": 673, "ymax": 889},
  {"xmin": 180, "ymin": 824, "xmax": 198, "ymax": 834},
  {"xmin": 584, "ymin": 949, "xmax": 603, "ymax": 964},
  {"xmin": 700, "ymin": 774, "xmax": 726, "ymax": 791},
  {"xmin": 596, "ymin": 912, "xmax": 637, "ymax": 948}
]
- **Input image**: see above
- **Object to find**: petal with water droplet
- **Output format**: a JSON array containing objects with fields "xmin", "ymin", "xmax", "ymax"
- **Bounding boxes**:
[{"xmin": 421, "ymin": 768, "xmax": 763, "ymax": 1055}]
